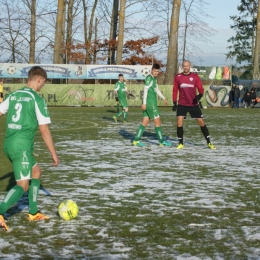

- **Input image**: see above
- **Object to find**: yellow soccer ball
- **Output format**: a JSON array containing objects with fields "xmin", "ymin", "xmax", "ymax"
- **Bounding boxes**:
[{"xmin": 58, "ymin": 199, "xmax": 78, "ymax": 221}]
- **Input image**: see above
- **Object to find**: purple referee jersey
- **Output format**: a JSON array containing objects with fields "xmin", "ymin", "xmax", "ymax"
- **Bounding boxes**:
[{"xmin": 172, "ymin": 72, "xmax": 204, "ymax": 106}]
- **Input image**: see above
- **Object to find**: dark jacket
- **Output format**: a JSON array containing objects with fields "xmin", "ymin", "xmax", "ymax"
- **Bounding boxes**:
[
  {"xmin": 250, "ymin": 91, "xmax": 256, "ymax": 100},
  {"xmin": 243, "ymin": 92, "xmax": 251, "ymax": 103},
  {"xmin": 234, "ymin": 86, "xmax": 240, "ymax": 98}
]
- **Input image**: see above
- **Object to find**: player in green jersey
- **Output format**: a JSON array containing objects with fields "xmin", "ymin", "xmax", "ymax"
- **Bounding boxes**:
[
  {"xmin": 113, "ymin": 74, "xmax": 130, "ymax": 123},
  {"xmin": 133, "ymin": 64, "xmax": 172, "ymax": 147},
  {"xmin": 0, "ymin": 66, "xmax": 59, "ymax": 231}
]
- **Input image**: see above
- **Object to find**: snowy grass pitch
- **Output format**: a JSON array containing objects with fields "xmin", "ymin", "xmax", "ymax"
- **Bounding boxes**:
[{"xmin": 0, "ymin": 107, "xmax": 260, "ymax": 259}]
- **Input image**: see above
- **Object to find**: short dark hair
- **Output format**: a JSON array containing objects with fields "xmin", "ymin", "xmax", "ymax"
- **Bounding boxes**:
[
  {"xmin": 118, "ymin": 73, "xmax": 123, "ymax": 77},
  {"xmin": 152, "ymin": 64, "xmax": 160, "ymax": 70},
  {"xmin": 28, "ymin": 66, "xmax": 47, "ymax": 81}
]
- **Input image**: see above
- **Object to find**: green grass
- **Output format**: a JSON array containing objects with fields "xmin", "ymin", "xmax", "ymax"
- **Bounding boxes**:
[{"xmin": 0, "ymin": 106, "xmax": 260, "ymax": 259}]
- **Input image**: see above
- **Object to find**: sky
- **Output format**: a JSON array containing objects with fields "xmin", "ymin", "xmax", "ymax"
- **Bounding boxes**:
[{"xmin": 194, "ymin": 0, "xmax": 239, "ymax": 66}]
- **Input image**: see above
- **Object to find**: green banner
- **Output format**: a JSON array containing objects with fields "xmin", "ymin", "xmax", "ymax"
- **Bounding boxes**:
[{"xmin": 2, "ymin": 84, "xmax": 174, "ymax": 107}]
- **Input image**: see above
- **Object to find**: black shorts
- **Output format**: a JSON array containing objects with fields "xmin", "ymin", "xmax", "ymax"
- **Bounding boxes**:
[{"xmin": 176, "ymin": 105, "xmax": 203, "ymax": 119}]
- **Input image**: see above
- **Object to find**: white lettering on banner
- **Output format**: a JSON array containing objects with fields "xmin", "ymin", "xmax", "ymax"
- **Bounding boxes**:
[
  {"xmin": 8, "ymin": 123, "xmax": 22, "ymax": 129},
  {"xmin": 93, "ymin": 67, "xmax": 133, "ymax": 74}
]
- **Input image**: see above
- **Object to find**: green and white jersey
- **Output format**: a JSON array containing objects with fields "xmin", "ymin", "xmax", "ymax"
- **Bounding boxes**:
[
  {"xmin": 0, "ymin": 87, "xmax": 51, "ymax": 151},
  {"xmin": 114, "ymin": 81, "xmax": 127, "ymax": 100},
  {"xmin": 143, "ymin": 74, "xmax": 158, "ymax": 106}
]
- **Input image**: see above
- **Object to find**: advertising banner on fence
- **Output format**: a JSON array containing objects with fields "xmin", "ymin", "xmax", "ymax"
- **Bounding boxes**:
[
  {"xmin": 0, "ymin": 63, "xmax": 232, "ymax": 81},
  {"xmin": 3, "ymin": 84, "xmax": 243, "ymax": 108},
  {"xmin": 2, "ymin": 84, "xmax": 173, "ymax": 107},
  {"xmin": 178, "ymin": 65, "xmax": 231, "ymax": 80},
  {"xmin": 0, "ymin": 63, "xmax": 152, "ymax": 80}
]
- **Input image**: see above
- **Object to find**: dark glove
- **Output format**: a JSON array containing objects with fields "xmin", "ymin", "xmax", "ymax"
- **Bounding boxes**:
[
  {"xmin": 115, "ymin": 96, "xmax": 119, "ymax": 102},
  {"xmin": 196, "ymin": 94, "xmax": 203, "ymax": 102},
  {"xmin": 172, "ymin": 102, "xmax": 177, "ymax": 111}
]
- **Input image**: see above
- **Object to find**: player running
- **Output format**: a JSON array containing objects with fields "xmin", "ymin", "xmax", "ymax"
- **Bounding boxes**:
[
  {"xmin": 172, "ymin": 60, "xmax": 216, "ymax": 150},
  {"xmin": 0, "ymin": 66, "xmax": 59, "ymax": 231},
  {"xmin": 113, "ymin": 73, "xmax": 130, "ymax": 123},
  {"xmin": 133, "ymin": 63, "xmax": 171, "ymax": 147}
]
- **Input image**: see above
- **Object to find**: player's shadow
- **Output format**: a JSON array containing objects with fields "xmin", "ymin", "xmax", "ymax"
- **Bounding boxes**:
[
  {"xmin": 119, "ymin": 129, "xmax": 178, "ymax": 145},
  {"xmin": 102, "ymin": 116, "xmax": 116, "ymax": 122},
  {"xmin": 106, "ymin": 109, "xmax": 117, "ymax": 113},
  {"xmin": 118, "ymin": 129, "xmax": 162, "ymax": 144},
  {"xmin": 0, "ymin": 171, "xmax": 16, "ymax": 191},
  {"xmin": 118, "ymin": 129, "xmax": 135, "ymax": 140}
]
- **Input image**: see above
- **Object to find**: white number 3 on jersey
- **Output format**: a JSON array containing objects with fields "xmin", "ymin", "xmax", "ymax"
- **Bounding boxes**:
[{"xmin": 12, "ymin": 103, "xmax": 22, "ymax": 122}]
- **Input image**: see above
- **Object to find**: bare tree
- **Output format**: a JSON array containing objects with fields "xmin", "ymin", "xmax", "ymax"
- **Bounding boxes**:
[
  {"xmin": 22, "ymin": 0, "xmax": 36, "ymax": 63},
  {"xmin": 180, "ymin": 0, "xmax": 214, "ymax": 63},
  {"xmin": 116, "ymin": 0, "xmax": 126, "ymax": 64},
  {"xmin": 0, "ymin": 0, "xmax": 29, "ymax": 63},
  {"xmin": 53, "ymin": 0, "xmax": 65, "ymax": 64},
  {"xmin": 164, "ymin": 0, "xmax": 181, "ymax": 85},
  {"xmin": 108, "ymin": 0, "xmax": 119, "ymax": 64},
  {"xmin": 82, "ymin": 0, "xmax": 98, "ymax": 64},
  {"xmin": 253, "ymin": 0, "xmax": 260, "ymax": 79},
  {"xmin": 65, "ymin": 0, "xmax": 74, "ymax": 64}
]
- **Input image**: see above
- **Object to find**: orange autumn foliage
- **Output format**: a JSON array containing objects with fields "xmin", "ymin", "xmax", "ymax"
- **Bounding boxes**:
[{"xmin": 57, "ymin": 36, "xmax": 163, "ymax": 66}]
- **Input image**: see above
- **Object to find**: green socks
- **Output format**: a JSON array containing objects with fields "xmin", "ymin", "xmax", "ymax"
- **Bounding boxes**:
[
  {"xmin": 155, "ymin": 127, "xmax": 164, "ymax": 143},
  {"xmin": 116, "ymin": 103, "xmax": 120, "ymax": 113},
  {"xmin": 0, "ymin": 185, "xmax": 24, "ymax": 215},
  {"xmin": 116, "ymin": 111, "xmax": 123, "ymax": 117},
  {"xmin": 134, "ymin": 125, "xmax": 145, "ymax": 141},
  {"xmin": 29, "ymin": 178, "xmax": 40, "ymax": 215},
  {"xmin": 123, "ymin": 112, "xmax": 128, "ymax": 121}
]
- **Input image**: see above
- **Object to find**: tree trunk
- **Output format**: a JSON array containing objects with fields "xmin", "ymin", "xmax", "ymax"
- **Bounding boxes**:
[
  {"xmin": 108, "ymin": 0, "xmax": 119, "ymax": 65},
  {"xmin": 253, "ymin": 0, "xmax": 260, "ymax": 79},
  {"xmin": 85, "ymin": 0, "xmax": 98, "ymax": 64},
  {"xmin": 182, "ymin": 23, "xmax": 188, "ymax": 63},
  {"xmin": 252, "ymin": 1, "xmax": 256, "ymax": 64},
  {"xmin": 164, "ymin": 0, "xmax": 181, "ymax": 85},
  {"xmin": 65, "ymin": 0, "xmax": 74, "ymax": 64},
  {"xmin": 29, "ymin": 0, "xmax": 36, "ymax": 63},
  {"xmin": 116, "ymin": 0, "xmax": 126, "ymax": 65},
  {"xmin": 93, "ymin": 17, "xmax": 98, "ymax": 64},
  {"xmin": 53, "ymin": 0, "xmax": 65, "ymax": 64},
  {"xmin": 83, "ymin": 0, "xmax": 88, "ymax": 62}
]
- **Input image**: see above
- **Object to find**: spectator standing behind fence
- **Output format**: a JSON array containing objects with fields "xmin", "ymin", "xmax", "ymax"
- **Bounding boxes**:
[
  {"xmin": 228, "ymin": 84, "xmax": 235, "ymax": 108},
  {"xmin": 243, "ymin": 91, "xmax": 251, "ymax": 108},
  {"xmin": 233, "ymin": 83, "xmax": 240, "ymax": 108},
  {"xmin": 250, "ymin": 87, "xmax": 257, "ymax": 108}
]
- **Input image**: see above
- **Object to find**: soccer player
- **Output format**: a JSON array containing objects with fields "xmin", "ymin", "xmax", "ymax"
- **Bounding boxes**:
[
  {"xmin": 0, "ymin": 81, "xmax": 3, "ymax": 103},
  {"xmin": 172, "ymin": 60, "xmax": 216, "ymax": 150},
  {"xmin": 0, "ymin": 66, "xmax": 59, "ymax": 231},
  {"xmin": 132, "ymin": 63, "xmax": 171, "ymax": 147},
  {"xmin": 113, "ymin": 73, "xmax": 129, "ymax": 123}
]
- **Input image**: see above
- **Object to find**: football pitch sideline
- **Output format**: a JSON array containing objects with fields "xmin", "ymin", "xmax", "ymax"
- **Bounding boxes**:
[{"xmin": 0, "ymin": 106, "xmax": 260, "ymax": 259}]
